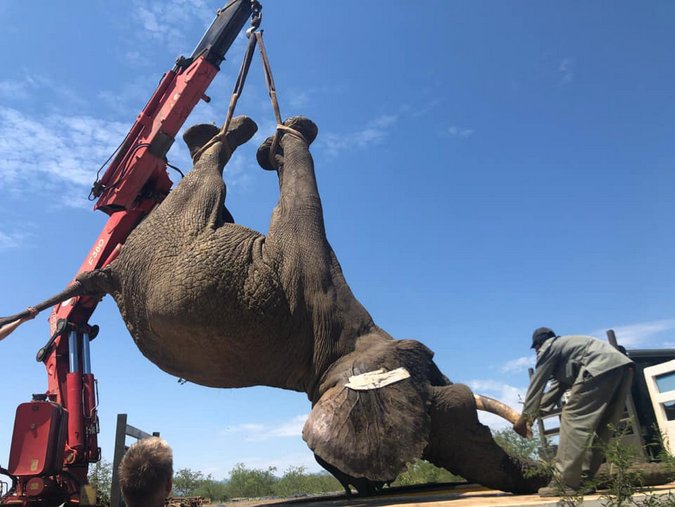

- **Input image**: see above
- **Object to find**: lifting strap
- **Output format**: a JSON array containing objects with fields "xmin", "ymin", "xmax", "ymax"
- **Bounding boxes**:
[
  {"xmin": 255, "ymin": 31, "xmax": 292, "ymax": 169},
  {"xmin": 256, "ymin": 31, "xmax": 281, "ymax": 125},
  {"xmin": 193, "ymin": 16, "xmax": 294, "ymax": 169},
  {"xmin": 192, "ymin": 28, "xmax": 258, "ymax": 162}
]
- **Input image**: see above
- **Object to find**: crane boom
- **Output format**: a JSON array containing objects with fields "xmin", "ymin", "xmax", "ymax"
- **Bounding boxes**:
[{"xmin": 1, "ymin": 2, "xmax": 259, "ymax": 505}]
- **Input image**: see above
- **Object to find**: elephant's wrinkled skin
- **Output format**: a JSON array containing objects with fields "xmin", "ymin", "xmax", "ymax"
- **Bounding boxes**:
[{"xmin": 2, "ymin": 116, "xmax": 548, "ymax": 494}]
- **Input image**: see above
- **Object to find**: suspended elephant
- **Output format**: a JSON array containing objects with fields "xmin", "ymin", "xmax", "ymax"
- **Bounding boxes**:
[{"xmin": 1, "ymin": 115, "xmax": 548, "ymax": 494}]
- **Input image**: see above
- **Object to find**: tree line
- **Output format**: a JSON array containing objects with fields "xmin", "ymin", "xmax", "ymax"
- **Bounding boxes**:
[{"xmin": 89, "ymin": 428, "xmax": 537, "ymax": 504}]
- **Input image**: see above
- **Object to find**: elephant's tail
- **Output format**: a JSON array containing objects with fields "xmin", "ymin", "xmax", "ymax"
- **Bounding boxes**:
[
  {"xmin": 0, "ymin": 281, "xmax": 85, "ymax": 330},
  {"xmin": 474, "ymin": 394, "xmax": 521, "ymax": 424},
  {"xmin": 0, "ymin": 268, "xmax": 114, "ymax": 336}
]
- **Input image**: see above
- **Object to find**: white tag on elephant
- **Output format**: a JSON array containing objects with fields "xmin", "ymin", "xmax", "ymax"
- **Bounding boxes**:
[{"xmin": 345, "ymin": 367, "xmax": 411, "ymax": 391}]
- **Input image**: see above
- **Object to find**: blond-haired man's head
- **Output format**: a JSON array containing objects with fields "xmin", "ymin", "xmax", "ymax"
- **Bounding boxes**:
[{"xmin": 118, "ymin": 437, "xmax": 173, "ymax": 507}]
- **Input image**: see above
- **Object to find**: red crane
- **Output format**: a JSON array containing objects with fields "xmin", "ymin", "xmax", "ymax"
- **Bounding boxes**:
[{"xmin": 0, "ymin": 1, "xmax": 260, "ymax": 504}]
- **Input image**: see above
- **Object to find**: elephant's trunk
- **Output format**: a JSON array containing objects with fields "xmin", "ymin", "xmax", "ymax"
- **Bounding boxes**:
[{"xmin": 474, "ymin": 394, "xmax": 521, "ymax": 424}]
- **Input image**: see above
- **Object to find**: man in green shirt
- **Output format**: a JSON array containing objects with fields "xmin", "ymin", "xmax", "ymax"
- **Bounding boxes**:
[{"xmin": 513, "ymin": 327, "xmax": 634, "ymax": 497}]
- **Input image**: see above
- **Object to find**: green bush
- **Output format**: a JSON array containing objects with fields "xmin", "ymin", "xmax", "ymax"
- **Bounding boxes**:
[
  {"xmin": 273, "ymin": 466, "xmax": 341, "ymax": 497},
  {"xmin": 391, "ymin": 460, "xmax": 462, "ymax": 486},
  {"xmin": 87, "ymin": 459, "xmax": 112, "ymax": 507},
  {"xmin": 194, "ymin": 478, "xmax": 229, "ymax": 501},
  {"xmin": 172, "ymin": 468, "xmax": 206, "ymax": 497},
  {"xmin": 225, "ymin": 463, "xmax": 277, "ymax": 498},
  {"xmin": 492, "ymin": 427, "xmax": 542, "ymax": 461}
]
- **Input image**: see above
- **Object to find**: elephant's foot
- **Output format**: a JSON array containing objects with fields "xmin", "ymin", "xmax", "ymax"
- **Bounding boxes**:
[
  {"xmin": 226, "ymin": 115, "xmax": 259, "ymax": 147},
  {"xmin": 256, "ymin": 116, "xmax": 318, "ymax": 170},
  {"xmin": 183, "ymin": 115, "xmax": 258, "ymax": 162},
  {"xmin": 183, "ymin": 124, "xmax": 220, "ymax": 161},
  {"xmin": 284, "ymin": 116, "xmax": 319, "ymax": 145}
]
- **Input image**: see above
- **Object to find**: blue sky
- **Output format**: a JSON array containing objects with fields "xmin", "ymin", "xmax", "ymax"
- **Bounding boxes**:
[{"xmin": 1, "ymin": 0, "xmax": 675, "ymax": 479}]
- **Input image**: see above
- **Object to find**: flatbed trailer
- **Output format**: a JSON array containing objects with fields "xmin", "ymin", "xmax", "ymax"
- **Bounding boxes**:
[{"xmin": 215, "ymin": 481, "xmax": 675, "ymax": 507}]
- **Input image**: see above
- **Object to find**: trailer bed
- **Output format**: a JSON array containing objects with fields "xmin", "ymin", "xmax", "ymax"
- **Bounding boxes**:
[{"xmin": 216, "ymin": 480, "xmax": 675, "ymax": 507}]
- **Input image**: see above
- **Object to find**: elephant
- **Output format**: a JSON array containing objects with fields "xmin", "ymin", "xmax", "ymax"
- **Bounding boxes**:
[{"xmin": 1, "ymin": 115, "xmax": 549, "ymax": 494}]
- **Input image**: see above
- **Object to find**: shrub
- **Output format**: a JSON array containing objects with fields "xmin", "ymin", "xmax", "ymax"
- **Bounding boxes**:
[
  {"xmin": 493, "ymin": 427, "xmax": 543, "ymax": 461},
  {"xmin": 172, "ymin": 468, "xmax": 206, "ymax": 497},
  {"xmin": 392, "ymin": 460, "xmax": 462, "ymax": 486},
  {"xmin": 273, "ymin": 466, "xmax": 342, "ymax": 497},
  {"xmin": 225, "ymin": 463, "xmax": 277, "ymax": 498},
  {"xmin": 88, "ymin": 459, "xmax": 112, "ymax": 507}
]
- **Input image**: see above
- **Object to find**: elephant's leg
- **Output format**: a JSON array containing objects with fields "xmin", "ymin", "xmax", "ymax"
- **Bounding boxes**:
[
  {"xmin": 423, "ymin": 384, "xmax": 549, "ymax": 494},
  {"xmin": 256, "ymin": 117, "xmax": 326, "ymax": 251},
  {"xmin": 158, "ymin": 116, "xmax": 256, "ymax": 232},
  {"xmin": 256, "ymin": 117, "xmax": 379, "ymax": 382},
  {"xmin": 184, "ymin": 125, "xmax": 236, "ymax": 224}
]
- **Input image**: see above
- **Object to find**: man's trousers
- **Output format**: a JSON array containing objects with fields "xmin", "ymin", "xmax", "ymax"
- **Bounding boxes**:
[{"xmin": 555, "ymin": 365, "xmax": 634, "ymax": 488}]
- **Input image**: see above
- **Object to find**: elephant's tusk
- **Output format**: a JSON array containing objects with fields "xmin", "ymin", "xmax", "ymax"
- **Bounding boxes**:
[{"xmin": 474, "ymin": 394, "xmax": 521, "ymax": 424}]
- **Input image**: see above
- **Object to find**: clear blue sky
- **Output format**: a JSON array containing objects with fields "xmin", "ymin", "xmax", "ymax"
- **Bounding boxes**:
[{"xmin": 1, "ymin": 0, "xmax": 675, "ymax": 479}]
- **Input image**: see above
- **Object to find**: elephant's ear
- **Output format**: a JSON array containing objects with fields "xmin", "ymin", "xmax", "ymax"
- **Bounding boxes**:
[{"xmin": 302, "ymin": 369, "xmax": 430, "ymax": 482}]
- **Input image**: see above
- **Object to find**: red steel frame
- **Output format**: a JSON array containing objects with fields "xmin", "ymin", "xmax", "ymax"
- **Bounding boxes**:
[
  {"xmin": 3, "ymin": 54, "xmax": 221, "ymax": 507},
  {"xmin": 49, "ymin": 54, "xmax": 219, "ymax": 492},
  {"xmin": 2, "ymin": 2, "xmax": 257, "ymax": 501}
]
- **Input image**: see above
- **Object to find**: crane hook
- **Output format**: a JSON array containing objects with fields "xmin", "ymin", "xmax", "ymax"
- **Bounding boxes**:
[{"xmin": 247, "ymin": 0, "xmax": 262, "ymax": 37}]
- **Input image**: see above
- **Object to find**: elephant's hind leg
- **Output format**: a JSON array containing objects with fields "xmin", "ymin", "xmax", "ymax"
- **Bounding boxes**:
[
  {"xmin": 156, "ymin": 116, "xmax": 257, "ymax": 232},
  {"xmin": 424, "ymin": 384, "xmax": 549, "ymax": 494},
  {"xmin": 256, "ymin": 117, "xmax": 330, "ymax": 261}
]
